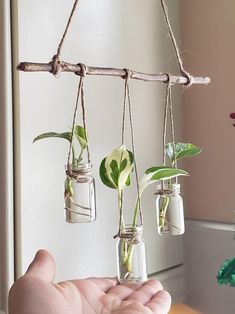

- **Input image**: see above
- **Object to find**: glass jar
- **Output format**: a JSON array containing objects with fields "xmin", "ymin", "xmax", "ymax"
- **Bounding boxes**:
[
  {"xmin": 116, "ymin": 225, "xmax": 148, "ymax": 283},
  {"xmin": 64, "ymin": 163, "xmax": 96, "ymax": 223},
  {"xmin": 155, "ymin": 183, "xmax": 185, "ymax": 235}
]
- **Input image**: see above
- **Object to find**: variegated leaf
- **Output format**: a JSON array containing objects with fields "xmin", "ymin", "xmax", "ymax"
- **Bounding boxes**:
[
  {"xmin": 166, "ymin": 142, "xmax": 202, "ymax": 163},
  {"xmin": 100, "ymin": 145, "xmax": 134, "ymax": 190},
  {"xmin": 140, "ymin": 166, "xmax": 189, "ymax": 194}
]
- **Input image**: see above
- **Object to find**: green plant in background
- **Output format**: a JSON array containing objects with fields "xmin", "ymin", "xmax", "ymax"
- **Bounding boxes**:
[
  {"xmin": 217, "ymin": 257, "xmax": 235, "ymax": 287},
  {"xmin": 216, "ymin": 115, "xmax": 235, "ymax": 288},
  {"xmin": 99, "ymin": 144, "xmax": 189, "ymax": 278},
  {"xmin": 33, "ymin": 125, "xmax": 88, "ymax": 199}
]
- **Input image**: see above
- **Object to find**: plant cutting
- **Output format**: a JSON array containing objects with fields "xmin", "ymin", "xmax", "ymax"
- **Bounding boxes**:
[
  {"xmin": 155, "ymin": 142, "xmax": 202, "ymax": 235},
  {"xmin": 33, "ymin": 125, "xmax": 96, "ymax": 223},
  {"xmin": 99, "ymin": 144, "xmax": 189, "ymax": 282}
]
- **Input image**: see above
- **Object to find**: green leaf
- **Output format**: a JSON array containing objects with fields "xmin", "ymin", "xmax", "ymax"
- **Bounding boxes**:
[
  {"xmin": 110, "ymin": 160, "xmax": 119, "ymax": 187},
  {"xmin": 100, "ymin": 145, "xmax": 134, "ymax": 190},
  {"xmin": 125, "ymin": 174, "xmax": 131, "ymax": 186},
  {"xmin": 74, "ymin": 125, "xmax": 88, "ymax": 150},
  {"xmin": 128, "ymin": 150, "xmax": 134, "ymax": 164},
  {"xmin": 166, "ymin": 142, "xmax": 202, "ymax": 162},
  {"xmin": 120, "ymin": 159, "xmax": 128, "ymax": 172},
  {"xmin": 145, "ymin": 166, "xmax": 170, "ymax": 174},
  {"xmin": 140, "ymin": 166, "xmax": 188, "ymax": 194},
  {"xmin": 150, "ymin": 168, "xmax": 189, "ymax": 181},
  {"xmin": 33, "ymin": 132, "xmax": 72, "ymax": 143},
  {"xmin": 99, "ymin": 158, "xmax": 117, "ymax": 189},
  {"xmin": 33, "ymin": 125, "xmax": 88, "ymax": 166}
]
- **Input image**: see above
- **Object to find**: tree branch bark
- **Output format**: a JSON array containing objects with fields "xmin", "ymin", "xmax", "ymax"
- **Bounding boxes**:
[{"xmin": 17, "ymin": 61, "xmax": 210, "ymax": 85}]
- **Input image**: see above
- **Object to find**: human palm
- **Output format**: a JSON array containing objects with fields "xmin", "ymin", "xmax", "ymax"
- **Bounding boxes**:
[{"xmin": 9, "ymin": 250, "xmax": 171, "ymax": 314}]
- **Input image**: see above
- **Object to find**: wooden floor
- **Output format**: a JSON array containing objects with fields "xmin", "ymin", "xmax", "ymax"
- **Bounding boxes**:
[{"xmin": 169, "ymin": 303, "xmax": 201, "ymax": 314}]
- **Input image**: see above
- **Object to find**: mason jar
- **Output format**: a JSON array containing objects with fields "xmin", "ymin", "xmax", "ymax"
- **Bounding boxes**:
[
  {"xmin": 64, "ymin": 163, "xmax": 96, "ymax": 223},
  {"xmin": 116, "ymin": 225, "xmax": 148, "ymax": 283},
  {"xmin": 155, "ymin": 183, "xmax": 184, "ymax": 235}
]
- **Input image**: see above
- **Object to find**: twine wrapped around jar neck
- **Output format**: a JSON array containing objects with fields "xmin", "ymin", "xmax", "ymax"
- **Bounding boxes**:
[
  {"xmin": 119, "ymin": 225, "xmax": 143, "ymax": 244},
  {"xmin": 155, "ymin": 183, "xmax": 181, "ymax": 196},
  {"xmin": 66, "ymin": 163, "xmax": 92, "ymax": 179}
]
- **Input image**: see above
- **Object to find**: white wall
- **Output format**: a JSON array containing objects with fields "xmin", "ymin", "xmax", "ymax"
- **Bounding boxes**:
[{"xmin": 13, "ymin": 0, "xmax": 184, "ymax": 282}]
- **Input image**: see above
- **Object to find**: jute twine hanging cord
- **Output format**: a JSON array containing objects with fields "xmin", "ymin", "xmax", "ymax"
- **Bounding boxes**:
[
  {"xmin": 160, "ymin": 0, "xmax": 193, "ymax": 86},
  {"xmin": 162, "ymin": 75, "xmax": 178, "ymax": 190},
  {"xmin": 51, "ymin": 0, "xmax": 80, "ymax": 76},
  {"xmin": 66, "ymin": 63, "xmax": 91, "ymax": 177},
  {"xmin": 116, "ymin": 69, "xmax": 143, "ymax": 237}
]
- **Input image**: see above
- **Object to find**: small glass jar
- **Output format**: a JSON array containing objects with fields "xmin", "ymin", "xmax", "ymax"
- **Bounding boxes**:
[
  {"xmin": 155, "ymin": 183, "xmax": 185, "ymax": 235},
  {"xmin": 64, "ymin": 163, "xmax": 96, "ymax": 223},
  {"xmin": 116, "ymin": 225, "xmax": 148, "ymax": 283}
]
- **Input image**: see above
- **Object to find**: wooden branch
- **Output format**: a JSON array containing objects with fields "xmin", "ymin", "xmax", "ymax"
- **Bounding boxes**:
[{"xmin": 17, "ymin": 61, "xmax": 210, "ymax": 85}]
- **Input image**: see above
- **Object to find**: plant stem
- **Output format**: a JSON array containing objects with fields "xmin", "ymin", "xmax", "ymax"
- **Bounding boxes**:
[
  {"xmin": 159, "ymin": 196, "xmax": 170, "ymax": 231},
  {"xmin": 122, "ymin": 198, "xmax": 140, "ymax": 275},
  {"xmin": 72, "ymin": 146, "xmax": 76, "ymax": 165},
  {"xmin": 118, "ymin": 189, "xmax": 124, "ymax": 230},
  {"xmin": 132, "ymin": 196, "xmax": 141, "ymax": 227},
  {"xmin": 77, "ymin": 148, "xmax": 84, "ymax": 164},
  {"xmin": 118, "ymin": 188, "xmax": 130, "ymax": 276}
]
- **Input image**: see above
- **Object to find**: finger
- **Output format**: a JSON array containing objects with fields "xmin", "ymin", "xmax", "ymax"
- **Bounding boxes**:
[
  {"xmin": 25, "ymin": 249, "xmax": 56, "ymax": 282},
  {"xmin": 87, "ymin": 277, "xmax": 118, "ymax": 292},
  {"xmin": 70, "ymin": 277, "xmax": 118, "ymax": 293},
  {"xmin": 146, "ymin": 290, "xmax": 171, "ymax": 314},
  {"xmin": 107, "ymin": 282, "xmax": 144, "ymax": 300},
  {"xmin": 126, "ymin": 279, "xmax": 163, "ymax": 304}
]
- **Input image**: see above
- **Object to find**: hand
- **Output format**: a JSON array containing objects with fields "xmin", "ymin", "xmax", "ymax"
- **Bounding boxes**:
[{"xmin": 9, "ymin": 250, "xmax": 171, "ymax": 314}]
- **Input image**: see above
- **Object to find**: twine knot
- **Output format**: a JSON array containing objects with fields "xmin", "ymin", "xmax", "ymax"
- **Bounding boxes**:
[
  {"xmin": 51, "ymin": 54, "xmax": 62, "ymax": 77},
  {"xmin": 77, "ymin": 63, "xmax": 87, "ymax": 77},
  {"xmin": 164, "ymin": 73, "xmax": 176, "ymax": 85},
  {"xmin": 123, "ymin": 68, "xmax": 133, "ymax": 81},
  {"xmin": 181, "ymin": 69, "xmax": 193, "ymax": 87}
]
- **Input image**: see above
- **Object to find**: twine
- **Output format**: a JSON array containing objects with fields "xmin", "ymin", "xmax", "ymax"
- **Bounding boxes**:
[
  {"xmin": 120, "ymin": 69, "xmax": 143, "ymax": 231},
  {"xmin": 66, "ymin": 63, "xmax": 90, "ymax": 174},
  {"xmin": 162, "ymin": 76, "xmax": 178, "ymax": 187},
  {"xmin": 168, "ymin": 80, "xmax": 178, "ymax": 170},
  {"xmin": 163, "ymin": 79, "xmax": 170, "ymax": 166},
  {"xmin": 79, "ymin": 63, "xmax": 91, "ymax": 163},
  {"xmin": 119, "ymin": 225, "xmax": 143, "ymax": 244},
  {"xmin": 160, "ymin": 0, "xmax": 193, "ymax": 87},
  {"xmin": 51, "ymin": 0, "xmax": 80, "ymax": 76}
]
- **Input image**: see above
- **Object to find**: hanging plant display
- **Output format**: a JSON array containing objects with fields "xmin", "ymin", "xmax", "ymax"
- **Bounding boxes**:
[
  {"xmin": 155, "ymin": 79, "xmax": 203, "ymax": 236},
  {"xmin": 34, "ymin": 66, "xmax": 96, "ymax": 223},
  {"xmin": 16, "ymin": 0, "xmax": 210, "ymax": 286},
  {"xmin": 99, "ymin": 144, "xmax": 189, "ymax": 282},
  {"xmin": 155, "ymin": 142, "xmax": 202, "ymax": 235},
  {"xmin": 99, "ymin": 145, "xmax": 143, "ymax": 283},
  {"xmin": 34, "ymin": 124, "xmax": 96, "ymax": 223}
]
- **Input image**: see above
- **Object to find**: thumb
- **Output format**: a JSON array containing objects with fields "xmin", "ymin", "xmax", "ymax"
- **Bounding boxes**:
[{"xmin": 25, "ymin": 249, "xmax": 56, "ymax": 282}]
